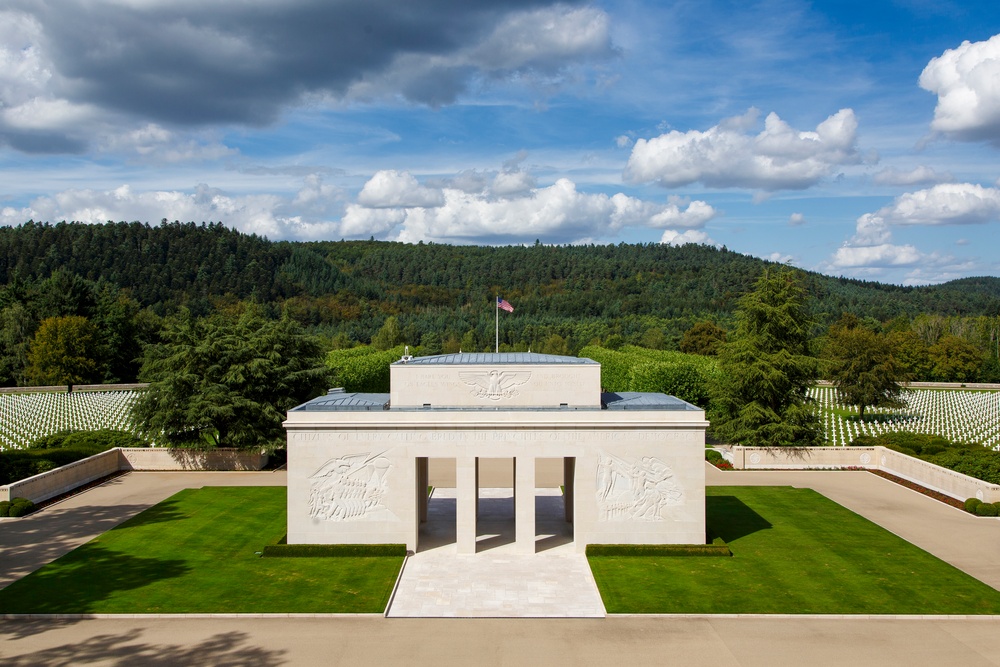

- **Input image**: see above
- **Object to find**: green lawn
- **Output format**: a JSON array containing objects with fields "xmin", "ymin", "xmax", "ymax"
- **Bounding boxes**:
[
  {"xmin": 589, "ymin": 486, "xmax": 1000, "ymax": 614},
  {"xmin": 0, "ymin": 486, "xmax": 402, "ymax": 614}
]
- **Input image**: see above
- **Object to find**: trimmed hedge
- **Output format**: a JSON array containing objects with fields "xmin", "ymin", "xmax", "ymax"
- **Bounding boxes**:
[
  {"xmin": 261, "ymin": 543, "xmax": 407, "ymax": 558},
  {"xmin": 586, "ymin": 543, "xmax": 732, "ymax": 557},
  {"xmin": 852, "ymin": 432, "xmax": 1000, "ymax": 485},
  {"xmin": 578, "ymin": 345, "xmax": 719, "ymax": 407},
  {"xmin": 326, "ymin": 345, "xmax": 409, "ymax": 393},
  {"xmin": 975, "ymin": 502, "xmax": 1000, "ymax": 517},
  {"xmin": 966, "ymin": 497, "xmax": 983, "ymax": 513},
  {"xmin": 705, "ymin": 449, "xmax": 723, "ymax": 463},
  {"xmin": 0, "ymin": 497, "xmax": 36, "ymax": 518},
  {"xmin": 0, "ymin": 429, "xmax": 149, "ymax": 486}
]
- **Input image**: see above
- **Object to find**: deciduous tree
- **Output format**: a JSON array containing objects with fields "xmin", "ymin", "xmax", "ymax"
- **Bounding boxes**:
[{"xmin": 824, "ymin": 315, "xmax": 909, "ymax": 419}]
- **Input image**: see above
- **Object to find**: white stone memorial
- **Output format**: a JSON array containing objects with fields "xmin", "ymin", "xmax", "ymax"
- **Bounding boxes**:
[{"xmin": 283, "ymin": 352, "xmax": 708, "ymax": 553}]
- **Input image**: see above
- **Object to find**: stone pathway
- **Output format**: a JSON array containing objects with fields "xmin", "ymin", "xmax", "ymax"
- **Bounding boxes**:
[{"xmin": 386, "ymin": 488, "xmax": 606, "ymax": 618}]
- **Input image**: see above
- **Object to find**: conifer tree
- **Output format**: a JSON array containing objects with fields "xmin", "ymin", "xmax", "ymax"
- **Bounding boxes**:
[{"xmin": 710, "ymin": 268, "xmax": 823, "ymax": 447}]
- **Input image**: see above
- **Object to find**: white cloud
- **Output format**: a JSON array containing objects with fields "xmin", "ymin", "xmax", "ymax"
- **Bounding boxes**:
[
  {"xmin": 828, "ymin": 182, "xmax": 1000, "ymax": 275},
  {"xmin": 343, "ymin": 166, "xmax": 717, "ymax": 244},
  {"xmin": 788, "ymin": 212, "xmax": 805, "ymax": 226},
  {"xmin": 920, "ymin": 34, "xmax": 1000, "ymax": 142},
  {"xmin": 872, "ymin": 166, "xmax": 953, "ymax": 186},
  {"xmin": 767, "ymin": 251, "xmax": 793, "ymax": 263},
  {"xmin": 660, "ymin": 229, "xmax": 715, "ymax": 246},
  {"xmin": 0, "ymin": 177, "xmax": 343, "ymax": 240},
  {"xmin": 875, "ymin": 183, "xmax": 1000, "ymax": 226},
  {"xmin": 356, "ymin": 170, "xmax": 445, "ymax": 208},
  {"xmin": 831, "ymin": 243, "xmax": 923, "ymax": 268},
  {"xmin": 624, "ymin": 108, "xmax": 861, "ymax": 190},
  {"xmin": 615, "ymin": 135, "xmax": 633, "ymax": 148}
]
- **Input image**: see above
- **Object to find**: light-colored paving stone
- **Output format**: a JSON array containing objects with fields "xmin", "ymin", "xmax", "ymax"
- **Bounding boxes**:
[{"xmin": 386, "ymin": 488, "xmax": 606, "ymax": 618}]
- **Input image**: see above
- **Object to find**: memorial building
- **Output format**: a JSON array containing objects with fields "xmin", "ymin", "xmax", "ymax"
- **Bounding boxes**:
[{"xmin": 283, "ymin": 352, "xmax": 708, "ymax": 554}]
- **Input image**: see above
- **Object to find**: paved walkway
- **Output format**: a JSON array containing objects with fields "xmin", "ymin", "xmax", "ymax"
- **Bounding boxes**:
[{"xmin": 386, "ymin": 488, "xmax": 605, "ymax": 617}]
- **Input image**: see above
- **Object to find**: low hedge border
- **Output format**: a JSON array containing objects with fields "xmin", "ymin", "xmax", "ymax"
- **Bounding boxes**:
[
  {"xmin": 587, "ymin": 543, "xmax": 732, "ymax": 557},
  {"xmin": 261, "ymin": 543, "xmax": 406, "ymax": 558},
  {"xmin": 0, "ymin": 497, "xmax": 36, "ymax": 518}
]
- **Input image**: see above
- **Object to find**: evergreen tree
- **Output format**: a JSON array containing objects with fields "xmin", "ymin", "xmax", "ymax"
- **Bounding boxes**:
[
  {"xmin": 133, "ymin": 306, "xmax": 330, "ymax": 450},
  {"xmin": 710, "ymin": 268, "xmax": 823, "ymax": 447}
]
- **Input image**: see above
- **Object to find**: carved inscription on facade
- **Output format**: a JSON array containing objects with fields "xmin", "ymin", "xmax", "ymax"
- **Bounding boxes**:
[
  {"xmin": 308, "ymin": 452, "xmax": 396, "ymax": 522},
  {"xmin": 596, "ymin": 452, "xmax": 683, "ymax": 521},
  {"xmin": 458, "ymin": 370, "xmax": 531, "ymax": 400}
]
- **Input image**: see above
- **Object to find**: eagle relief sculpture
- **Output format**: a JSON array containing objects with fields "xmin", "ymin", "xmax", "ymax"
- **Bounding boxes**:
[{"xmin": 459, "ymin": 369, "xmax": 531, "ymax": 401}]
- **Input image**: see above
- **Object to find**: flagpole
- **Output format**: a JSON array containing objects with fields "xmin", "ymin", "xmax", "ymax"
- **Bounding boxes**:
[{"xmin": 495, "ymin": 294, "xmax": 499, "ymax": 353}]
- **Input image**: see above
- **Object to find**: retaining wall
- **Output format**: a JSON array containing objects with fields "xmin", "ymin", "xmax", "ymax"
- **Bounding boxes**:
[
  {"xmin": 731, "ymin": 445, "xmax": 1000, "ymax": 503},
  {"xmin": 1, "ymin": 448, "xmax": 268, "ymax": 504}
]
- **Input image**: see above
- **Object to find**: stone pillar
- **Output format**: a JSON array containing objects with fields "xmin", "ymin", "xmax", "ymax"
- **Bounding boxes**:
[
  {"xmin": 515, "ymin": 456, "xmax": 535, "ymax": 554},
  {"xmin": 457, "ymin": 456, "xmax": 478, "ymax": 555},
  {"xmin": 563, "ymin": 457, "xmax": 575, "ymax": 524},
  {"xmin": 417, "ymin": 457, "xmax": 429, "ymax": 523}
]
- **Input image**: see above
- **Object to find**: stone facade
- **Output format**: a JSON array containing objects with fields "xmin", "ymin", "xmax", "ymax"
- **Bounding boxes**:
[{"xmin": 284, "ymin": 352, "xmax": 708, "ymax": 553}]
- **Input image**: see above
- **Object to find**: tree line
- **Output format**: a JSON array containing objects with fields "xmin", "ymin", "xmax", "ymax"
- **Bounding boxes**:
[{"xmin": 2, "ymin": 220, "xmax": 1000, "ymax": 392}]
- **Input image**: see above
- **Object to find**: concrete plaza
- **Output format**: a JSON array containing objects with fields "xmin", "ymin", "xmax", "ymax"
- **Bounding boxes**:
[{"xmin": 3, "ymin": 466, "xmax": 1000, "ymax": 665}]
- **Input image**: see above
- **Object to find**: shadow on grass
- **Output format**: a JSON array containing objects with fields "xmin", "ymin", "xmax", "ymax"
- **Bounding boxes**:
[
  {"xmin": 706, "ymin": 495, "xmax": 772, "ymax": 544},
  {"xmin": 113, "ymin": 496, "xmax": 189, "ymax": 529},
  {"xmin": 0, "ymin": 543, "xmax": 190, "ymax": 614},
  {"xmin": 2, "ymin": 629, "xmax": 285, "ymax": 667}
]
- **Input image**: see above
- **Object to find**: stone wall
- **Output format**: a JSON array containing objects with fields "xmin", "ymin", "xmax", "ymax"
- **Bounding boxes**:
[
  {"xmin": 0, "ymin": 449, "xmax": 121, "ymax": 504},
  {"xmin": 730, "ymin": 445, "xmax": 1000, "ymax": 502},
  {"xmin": 1, "ymin": 448, "xmax": 269, "ymax": 504}
]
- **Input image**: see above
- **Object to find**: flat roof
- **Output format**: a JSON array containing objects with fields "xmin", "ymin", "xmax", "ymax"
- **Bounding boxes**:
[
  {"xmin": 290, "ymin": 390, "xmax": 389, "ymax": 411},
  {"xmin": 601, "ymin": 392, "xmax": 699, "ymax": 411},
  {"xmin": 393, "ymin": 352, "xmax": 597, "ymax": 366},
  {"xmin": 291, "ymin": 389, "xmax": 699, "ymax": 412}
]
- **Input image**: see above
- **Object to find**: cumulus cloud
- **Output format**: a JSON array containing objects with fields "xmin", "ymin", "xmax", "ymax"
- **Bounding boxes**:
[
  {"xmin": 624, "ymin": 108, "xmax": 861, "ymax": 191},
  {"xmin": 357, "ymin": 170, "xmax": 446, "ymax": 208},
  {"xmin": 920, "ymin": 34, "xmax": 1000, "ymax": 142},
  {"xmin": 875, "ymin": 183, "xmax": 1000, "ymax": 226},
  {"xmin": 829, "ymin": 182, "xmax": 1000, "ymax": 274},
  {"xmin": 660, "ymin": 230, "xmax": 715, "ymax": 246},
  {"xmin": 1, "ymin": 165, "xmax": 718, "ymax": 246},
  {"xmin": 342, "ymin": 166, "xmax": 717, "ymax": 244},
  {"xmin": 0, "ymin": 176, "xmax": 343, "ymax": 240},
  {"xmin": 872, "ymin": 166, "xmax": 953, "ymax": 186},
  {"xmin": 0, "ymin": 1, "xmax": 614, "ymax": 152},
  {"xmin": 767, "ymin": 252, "xmax": 794, "ymax": 263},
  {"xmin": 788, "ymin": 213, "xmax": 805, "ymax": 226}
]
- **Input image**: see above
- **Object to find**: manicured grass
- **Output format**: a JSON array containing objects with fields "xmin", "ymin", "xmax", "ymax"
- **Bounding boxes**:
[
  {"xmin": 589, "ymin": 486, "xmax": 1000, "ymax": 614},
  {"xmin": 0, "ymin": 487, "xmax": 403, "ymax": 614}
]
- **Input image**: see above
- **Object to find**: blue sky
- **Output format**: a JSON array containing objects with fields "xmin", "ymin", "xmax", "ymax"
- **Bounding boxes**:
[{"xmin": 2, "ymin": 0, "xmax": 1000, "ymax": 285}]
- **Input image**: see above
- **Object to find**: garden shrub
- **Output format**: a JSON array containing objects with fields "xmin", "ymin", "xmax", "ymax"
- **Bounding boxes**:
[
  {"xmin": 578, "ymin": 345, "xmax": 720, "ymax": 407},
  {"xmin": 966, "ymin": 497, "xmax": 983, "ymax": 513},
  {"xmin": 975, "ymin": 502, "xmax": 999, "ymax": 517},
  {"xmin": 705, "ymin": 449, "xmax": 723, "ymax": 463},
  {"xmin": 0, "ymin": 501, "xmax": 10, "ymax": 517},
  {"xmin": 7, "ymin": 497, "xmax": 36, "ymax": 517}
]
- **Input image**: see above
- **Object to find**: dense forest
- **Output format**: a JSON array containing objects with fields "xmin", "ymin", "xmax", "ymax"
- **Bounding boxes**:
[{"xmin": 1, "ymin": 220, "xmax": 999, "ymax": 387}]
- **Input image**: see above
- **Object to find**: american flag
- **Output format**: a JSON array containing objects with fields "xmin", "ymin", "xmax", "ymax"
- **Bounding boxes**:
[{"xmin": 497, "ymin": 296, "xmax": 514, "ymax": 313}]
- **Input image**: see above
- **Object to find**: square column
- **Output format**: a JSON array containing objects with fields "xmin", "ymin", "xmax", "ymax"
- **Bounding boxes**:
[
  {"xmin": 563, "ymin": 457, "xmax": 575, "ymax": 524},
  {"xmin": 456, "ymin": 456, "xmax": 478, "ymax": 554},
  {"xmin": 514, "ymin": 456, "xmax": 535, "ymax": 554}
]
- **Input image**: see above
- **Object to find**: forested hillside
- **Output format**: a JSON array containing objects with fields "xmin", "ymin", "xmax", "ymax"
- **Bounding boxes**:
[{"xmin": 2, "ymin": 220, "xmax": 999, "ymax": 386}]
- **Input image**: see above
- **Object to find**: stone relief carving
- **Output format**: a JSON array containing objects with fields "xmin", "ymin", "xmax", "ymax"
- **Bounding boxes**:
[
  {"xmin": 458, "ymin": 370, "xmax": 531, "ymax": 400},
  {"xmin": 596, "ymin": 452, "xmax": 683, "ymax": 521},
  {"xmin": 308, "ymin": 452, "xmax": 396, "ymax": 522}
]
